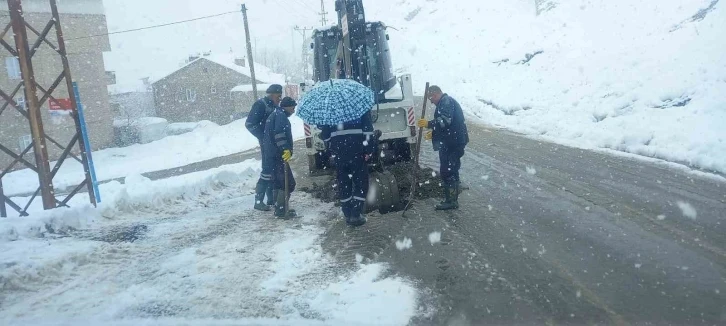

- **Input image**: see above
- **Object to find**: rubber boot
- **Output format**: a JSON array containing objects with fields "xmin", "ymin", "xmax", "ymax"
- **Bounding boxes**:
[
  {"xmin": 450, "ymin": 181, "xmax": 460, "ymax": 209},
  {"xmin": 254, "ymin": 181, "xmax": 271, "ymax": 211},
  {"xmin": 341, "ymin": 201, "xmax": 352, "ymax": 224},
  {"xmin": 435, "ymin": 182, "xmax": 459, "ymax": 211},
  {"xmin": 347, "ymin": 200, "xmax": 367, "ymax": 227},
  {"xmin": 274, "ymin": 190, "xmax": 298, "ymax": 219},
  {"xmin": 435, "ymin": 183, "xmax": 452, "ymax": 211},
  {"xmin": 265, "ymin": 184, "xmax": 275, "ymax": 206}
]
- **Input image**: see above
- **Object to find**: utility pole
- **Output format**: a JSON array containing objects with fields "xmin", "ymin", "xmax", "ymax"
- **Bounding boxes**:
[
  {"xmin": 241, "ymin": 4, "xmax": 258, "ymax": 99},
  {"xmin": 319, "ymin": 0, "xmax": 328, "ymax": 26},
  {"xmin": 294, "ymin": 25, "xmax": 313, "ymax": 81}
]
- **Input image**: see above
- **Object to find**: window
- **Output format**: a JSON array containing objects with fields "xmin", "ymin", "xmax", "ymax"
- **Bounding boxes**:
[
  {"xmin": 210, "ymin": 86, "xmax": 217, "ymax": 94},
  {"xmin": 18, "ymin": 134, "xmax": 33, "ymax": 153},
  {"xmin": 6, "ymin": 57, "xmax": 21, "ymax": 79},
  {"xmin": 186, "ymin": 88, "xmax": 196, "ymax": 102}
]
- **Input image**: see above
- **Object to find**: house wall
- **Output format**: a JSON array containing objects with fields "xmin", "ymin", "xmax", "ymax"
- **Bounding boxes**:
[
  {"xmin": 0, "ymin": 8, "xmax": 112, "ymax": 171},
  {"xmin": 152, "ymin": 60, "xmax": 254, "ymax": 125},
  {"xmin": 232, "ymin": 91, "xmax": 260, "ymax": 117}
]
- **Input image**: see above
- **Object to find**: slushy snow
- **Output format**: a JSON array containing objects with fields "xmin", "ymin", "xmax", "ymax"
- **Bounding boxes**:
[{"xmin": 0, "ymin": 159, "xmax": 418, "ymax": 325}]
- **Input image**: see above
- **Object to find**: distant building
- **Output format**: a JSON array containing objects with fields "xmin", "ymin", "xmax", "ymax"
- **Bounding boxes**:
[
  {"xmin": 0, "ymin": 0, "xmax": 112, "ymax": 169},
  {"xmin": 151, "ymin": 53, "xmax": 285, "ymax": 125}
]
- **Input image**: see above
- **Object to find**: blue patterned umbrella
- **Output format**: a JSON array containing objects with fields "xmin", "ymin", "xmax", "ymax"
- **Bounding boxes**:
[{"xmin": 297, "ymin": 79, "xmax": 374, "ymax": 125}]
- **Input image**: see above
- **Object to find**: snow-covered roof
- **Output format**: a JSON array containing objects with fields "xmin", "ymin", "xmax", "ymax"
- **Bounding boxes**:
[
  {"xmin": 230, "ymin": 84, "xmax": 274, "ymax": 93},
  {"xmin": 150, "ymin": 53, "xmax": 285, "ymax": 85}
]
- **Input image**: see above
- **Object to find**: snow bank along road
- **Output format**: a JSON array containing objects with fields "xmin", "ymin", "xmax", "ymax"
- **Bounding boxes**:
[
  {"xmin": 0, "ymin": 162, "xmax": 419, "ymax": 325},
  {"xmin": 323, "ymin": 122, "xmax": 726, "ymax": 325}
]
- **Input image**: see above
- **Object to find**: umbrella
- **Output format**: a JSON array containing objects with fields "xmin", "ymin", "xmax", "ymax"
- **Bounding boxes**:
[{"xmin": 297, "ymin": 79, "xmax": 374, "ymax": 125}]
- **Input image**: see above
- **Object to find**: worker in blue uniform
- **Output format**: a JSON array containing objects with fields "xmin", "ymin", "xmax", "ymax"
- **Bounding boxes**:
[
  {"xmin": 262, "ymin": 97, "xmax": 299, "ymax": 219},
  {"xmin": 246, "ymin": 84, "xmax": 283, "ymax": 211},
  {"xmin": 417, "ymin": 85, "xmax": 469, "ymax": 210},
  {"xmin": 320, "ymin": 111, "xmax": 375, "ymax": 227}
]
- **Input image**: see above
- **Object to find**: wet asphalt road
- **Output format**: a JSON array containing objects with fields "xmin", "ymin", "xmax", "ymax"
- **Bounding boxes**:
[{"xmin": 320, "ymin": 123, "xmax": 726, "ymax": 325}]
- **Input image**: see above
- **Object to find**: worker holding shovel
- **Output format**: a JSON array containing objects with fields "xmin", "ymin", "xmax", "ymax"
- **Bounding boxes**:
[{"xmin": 262, "ymin": 97, "xmax": 299, "ymax": 219}]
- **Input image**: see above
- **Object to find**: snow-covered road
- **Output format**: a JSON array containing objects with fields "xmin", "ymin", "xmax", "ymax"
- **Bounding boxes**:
[{"xmin": 0, "ymin": 161, "xmax": 419, "ymax": 325}]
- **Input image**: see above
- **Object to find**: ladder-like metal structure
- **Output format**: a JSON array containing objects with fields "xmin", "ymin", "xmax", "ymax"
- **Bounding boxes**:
[{"xmin": 0, "ymin": 0, "xmax": 96, "ymax": 217}]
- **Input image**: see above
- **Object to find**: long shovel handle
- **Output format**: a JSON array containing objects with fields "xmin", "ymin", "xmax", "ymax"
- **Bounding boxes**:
[
  {"xmin": 402, "ymin": 82, "xmax": 431, "ymax": 217},
  {"xmin": 284, "ymin": 161, "xmax": 290, "ymax": 215}
]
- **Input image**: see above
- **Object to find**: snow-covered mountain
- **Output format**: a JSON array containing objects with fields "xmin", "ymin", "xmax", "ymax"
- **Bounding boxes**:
[{"xmin": 369, "ymin": 0, "xmax": 725, "ymax": 174}]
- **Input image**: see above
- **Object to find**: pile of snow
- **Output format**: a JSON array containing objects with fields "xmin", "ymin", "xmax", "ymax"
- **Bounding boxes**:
[
  {"xmin": 370, "ymin": 0, "xmax": 726, "ymax": 173},
  {"xmin": 166, "ymin": 121, "xmax": 209, "ymax": 136},
  {"xmin": 114, "ymin": 117, "xmax": 169, "ymax": 145},
  {"xmin": 1, "ymin": 160, "xmax": 262, "ymax": 238},
  {"xmin": 2, "ymin": 116, "xmax": 305, "ymax": 197}
]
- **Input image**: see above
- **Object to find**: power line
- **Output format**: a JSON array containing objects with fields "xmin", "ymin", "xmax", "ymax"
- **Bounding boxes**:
[
  {"xmin": 290, "ymin": 0, "xmax": 319, "ymax": 14},
  {"xmin": 66, "ymin": 11, "xmax": 238, "ymax": 41},
  {"xmin": 275, "ymin": 0, "xmax": 318, "ymax": 17}
]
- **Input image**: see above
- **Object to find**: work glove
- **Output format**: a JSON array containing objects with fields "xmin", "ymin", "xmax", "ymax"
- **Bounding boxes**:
[
  {"xmin": 282, "ymin": 149, "xmax": 292, "ymax": 162},
  {"xmin": 425, "ymin": 130, "xmax": 433, "ymax": 141},
  {"xmin": 417, "ymin": 118, "xmax": 429, "ymax": 128}
]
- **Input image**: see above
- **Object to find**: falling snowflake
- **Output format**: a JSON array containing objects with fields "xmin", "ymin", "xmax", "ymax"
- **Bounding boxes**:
[
  {"xmin": 657, "ymin": 214, "xmax": 666, "ymax": 220},
  {"xmin": 488, "ymin": 205, "xmax": 493, "ymax": 211},
  {"xmin": 526, "ymin": 166, "xmax": 537, "ymax": 175},
  {"xmin": 482, "ymin": 175, "xmax": 489, "ymax": 180},
  {"xmin": 676, "ymin": 201, "xmax": 697, "ymax": 219},
  {"xmin": 428, "ymin": 232, "xmax": 441, "ymax": 245},
  {"xmin": 355, "ymin": 253, "xmax": 363, "ymax": 263},
  {"xmin": 576, "ymin": 290, "xmax": 581, "ymax": 298},
  {"xmin": 635, "ymin": 263, "xmax": 642, "ymax": 269},
  {"xmin": 395, "ymin": 238, "xmax": 413, "ymax": 250}
]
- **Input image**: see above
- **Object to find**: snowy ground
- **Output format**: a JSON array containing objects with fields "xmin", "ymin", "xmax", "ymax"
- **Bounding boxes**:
[
  {"xmin": 0, "ymin": 159, "xmax": 419, "ymax": 325},
  {"xmin": 370, "ymin": 0, "xmax": 726, "ymax": 174},
  {"xmin": 2, "ymin": 117, "xmax": 304, "ymax": 197}
]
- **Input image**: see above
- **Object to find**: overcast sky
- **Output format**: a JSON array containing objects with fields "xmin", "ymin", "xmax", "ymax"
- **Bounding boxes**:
[{"xmin": 102, "ymin": 0, "xmax": 336, "ymax": 84}]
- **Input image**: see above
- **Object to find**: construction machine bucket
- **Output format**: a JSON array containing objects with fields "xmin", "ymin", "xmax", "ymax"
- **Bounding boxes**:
[{"xmin": 366, "ymin": 171, "xmax": 401, "ymax": 214}]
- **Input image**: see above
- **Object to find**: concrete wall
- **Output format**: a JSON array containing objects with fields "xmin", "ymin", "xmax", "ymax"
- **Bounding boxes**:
[
  {"xmin": 0, "ymin": 7, "xmax": 111, "ymax": 170},
  {"xmin": 152, "ymin": 59, "xmax": 254, "ymax": 125}
]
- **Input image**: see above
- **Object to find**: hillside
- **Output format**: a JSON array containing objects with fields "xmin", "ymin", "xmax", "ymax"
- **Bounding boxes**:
[{"xmin": 369, "ymin": 0, "xmax": 725, "ymax": 173}]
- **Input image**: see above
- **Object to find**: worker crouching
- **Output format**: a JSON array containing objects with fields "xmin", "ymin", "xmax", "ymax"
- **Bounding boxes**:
[{"xmin": 262, "ymin": 97, "xmax": 299, "ymax": 219}]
